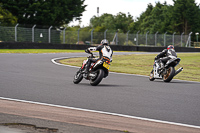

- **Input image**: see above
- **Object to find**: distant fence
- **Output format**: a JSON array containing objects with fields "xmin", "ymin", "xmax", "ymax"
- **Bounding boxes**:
[
  {"xmin": 1, "ymin": 42, "xmax": 200, "ymax": 52},
  {"xmin": 0, "ymin": 24, "xmax": 197, "ymax": 47}
]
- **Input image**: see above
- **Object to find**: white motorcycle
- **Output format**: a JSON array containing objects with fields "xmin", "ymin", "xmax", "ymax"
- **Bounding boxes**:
[{"xmin": 149, "ymin": 57, "xmax": 183, "ymax": 82}]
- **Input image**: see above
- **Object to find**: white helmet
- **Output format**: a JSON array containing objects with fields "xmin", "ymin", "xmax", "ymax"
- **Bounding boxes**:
[{"xmin": 101, "ymin": 39, "xmax": 109, "ymax": 45}]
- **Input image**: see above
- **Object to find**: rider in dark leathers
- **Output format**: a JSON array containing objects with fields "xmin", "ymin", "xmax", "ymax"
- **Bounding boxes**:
[
  {"xmin": 84, "ymin": 39, "xmax": 113, "ymax": 76},
  {"xmin": 155, "ymin": 45, "xmax": 177, "ymax": 69}
]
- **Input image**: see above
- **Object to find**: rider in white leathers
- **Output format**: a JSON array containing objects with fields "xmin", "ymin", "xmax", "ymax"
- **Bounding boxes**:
[{"xmin": 84, "ymin": 39, "xmax": 113, "ymax": 75}]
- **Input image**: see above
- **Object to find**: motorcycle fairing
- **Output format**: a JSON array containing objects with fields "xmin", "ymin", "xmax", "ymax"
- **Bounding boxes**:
[
  {"xmin": 81, "ymin": 59, "xmax": 88, "ymax": 69},
  {"xmin": 153, "ymin": 65, "xmax": 162, "ymax": 78},
  {"xmin": 165, "ymin": 58, "xmax": 181, "ymax": 68}
]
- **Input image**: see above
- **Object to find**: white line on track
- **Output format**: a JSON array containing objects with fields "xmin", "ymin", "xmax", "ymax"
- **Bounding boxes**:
[
  {"xmin": 0, "ymin": 96, "xmax": 200, "ymax": 129},
  {"xmin": 51, "ymin": 57, "xmax": 81, "ymax": 68}
]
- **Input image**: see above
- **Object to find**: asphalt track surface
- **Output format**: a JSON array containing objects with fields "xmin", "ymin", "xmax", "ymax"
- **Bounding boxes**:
[{"xmin": 0, "ymin": 52, "xmax": 200, "ymax": 128}]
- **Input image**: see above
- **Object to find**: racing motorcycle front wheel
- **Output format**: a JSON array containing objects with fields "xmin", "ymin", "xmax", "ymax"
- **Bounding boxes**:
[
  {"xmin": 163, "ymin": 67, "xmax": 175, "ymax": 82},
  {"xmin": 149, "ymin": 69, "xmax": 155, "ymax": 81},
  {"xmin": 90, "ymin": 69, "xmax": 104, "ymax": 86},
  {"xmin": 73, "ymin": 69, "xmax": 83, "ymax": 84}
]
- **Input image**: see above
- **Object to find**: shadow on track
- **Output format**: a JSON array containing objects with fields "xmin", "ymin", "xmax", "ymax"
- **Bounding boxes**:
[
  {"xmin": 73, "ymin": 83, "xmax": 131, "ymax": 87},
  {"xmin": 152, "ymin": 80, "xmax": 200, "ymax": 84}
]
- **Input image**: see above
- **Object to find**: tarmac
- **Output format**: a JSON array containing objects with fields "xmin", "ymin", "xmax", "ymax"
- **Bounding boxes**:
[
  {"xmin": 0, "ymin": 99, "xmax": 199, "ymax": 133},
  {"xmin": 0, "ymin": 113, "xmax": 123, "ymax": 133}
]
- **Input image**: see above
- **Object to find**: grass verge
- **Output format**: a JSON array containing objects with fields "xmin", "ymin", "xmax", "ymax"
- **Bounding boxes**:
[
  {"xmin": 59, "ymin": 53, "xmax": 200, "ymax": 82},
  {"xmin": 0, "ymin": 49, "xmax": 83, "ymax": 53}
]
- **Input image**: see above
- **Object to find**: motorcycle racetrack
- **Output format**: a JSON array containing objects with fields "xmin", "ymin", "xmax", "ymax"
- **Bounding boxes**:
[{"xmin": 0, "ymin": 52, "xmax": 200, "ymax": 131}]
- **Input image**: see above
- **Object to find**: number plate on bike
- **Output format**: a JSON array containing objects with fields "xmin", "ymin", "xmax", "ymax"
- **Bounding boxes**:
[{"xmin": 103, "ymin": 62, "xmax": 110, "ymax": 69}]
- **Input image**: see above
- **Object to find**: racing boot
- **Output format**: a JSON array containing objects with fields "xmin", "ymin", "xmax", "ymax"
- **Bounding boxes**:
[
  {"xmin": 158, "ymin": 62, "xmax": 164, "ymax": 75},
  {"xmin": 160, "ymin": 62, "xmax": 164, "ymax": 69}
]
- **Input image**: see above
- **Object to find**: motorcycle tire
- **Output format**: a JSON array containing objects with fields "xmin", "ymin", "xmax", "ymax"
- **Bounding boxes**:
[
  {"xmin": 73, "ymin": 70, "xmax": 83, "ymax": 84},
  {"xmin": 90, "ymin": 69, "xmax": 104, "ymax": 86},
  {"xmin": 163, "ymin": 67, "xmax": 175, "ymax": 82},
  {"xmin": 149, "ymin": 70, "xmax": 155, "ymax": 81}
]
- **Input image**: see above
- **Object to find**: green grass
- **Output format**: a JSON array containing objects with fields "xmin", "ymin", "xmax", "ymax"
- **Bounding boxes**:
[
  {"xmin": 0, "ymin": 49, "xmax": 83, "ymax": 53},
  {"xmin": 59, "ymin": 53, "xmax": 200, "ymax": 82}
]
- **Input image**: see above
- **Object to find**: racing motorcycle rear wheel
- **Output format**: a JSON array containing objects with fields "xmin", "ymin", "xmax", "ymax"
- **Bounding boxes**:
[
  {"xmin": 73, "ymin": 69, "xmax": 83, "ymax": 84},
  {"xmin": 90, "ymin": 69, "xmax": 104, "ymax": 86},
  {"xmin": 163, "ymin": 67, "xmax": 175, "ymax": 82}
]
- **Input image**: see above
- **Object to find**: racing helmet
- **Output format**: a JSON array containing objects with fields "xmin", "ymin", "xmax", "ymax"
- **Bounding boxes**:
[
  {"xmin": 167, "ymin": 45, "xmax": 174, "ymax": 50},
  {"xmin": 100, "ymin": 39, "xmax": 109, "ymax": 45}
]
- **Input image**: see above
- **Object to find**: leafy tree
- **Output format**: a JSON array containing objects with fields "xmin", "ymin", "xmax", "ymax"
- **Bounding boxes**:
[
  {"xmin": 133, "ymin": 0, "xmax": 200, "ymax": 35},
  {"xmin": 149, "ymin": 2, "xmax": 173, "ymax": 33},
  {"xmin": 114, "ymin": 12, "xmax": 134, "ymax": 33},
  {"xmin": 1, "ymin": 0, "xmax": 86, "ymax": 27},
  {"xmin": 136, "ymin": 2, "xmax": 173, "ymax": 34},
  {"xmin": 90, "ymin": 12, "xmax": 134, "ymax": 33},
  {"xmin": 90, "ymin": 13, "xmax": 115, "ymax": 31},
  {"xmin": 128, "ymin": 21, "xmax": 137, "ymax": 33},
  {"xmin": 136, "ymin": 3, "xmax": 154, "ymax": 33},
  {"xmin": 158, "ymin": 3, "xmax": 174, "ymax": 33},
  {"xmin": 171, "ymin": 0, "xmax": 200, "ymax": 34},
  {"xmin": 0, "ymin": 3, "xmax": 17, "ymax": 26}
]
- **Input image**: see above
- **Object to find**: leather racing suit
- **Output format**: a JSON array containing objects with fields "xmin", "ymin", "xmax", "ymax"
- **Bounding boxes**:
[
  {"xmin": 85, "ymin": 44, "xmax": 113, "ymax": 73},
  {"xmin": 155, "ymin": 48, "xmax": 177, "ymax": 68}
]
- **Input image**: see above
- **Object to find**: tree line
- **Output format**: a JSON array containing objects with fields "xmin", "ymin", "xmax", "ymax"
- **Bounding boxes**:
[
  {"xmin": 0, "ymin": 0, "xmax": 86, "ymax": 27},
  {"xmin": 89, "ymin": 0, "xmax": 200, "ymax": 36},
  {"xmin": 0, "ymin": 0, "xmax": 200, "ymax": 40}
]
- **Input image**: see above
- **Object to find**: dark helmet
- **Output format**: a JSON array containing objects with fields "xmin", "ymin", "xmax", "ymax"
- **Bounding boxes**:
[
  {"xmin": 167, "ymin": 45, "xmax": 174, "ymax": 50},
  {"xmin": 100, "ymin": 39, "xmax": 109, "ymax": 45}
]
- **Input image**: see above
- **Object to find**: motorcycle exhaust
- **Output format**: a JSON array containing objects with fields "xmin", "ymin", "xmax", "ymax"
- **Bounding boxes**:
[{"xmin": 174, "ymin": 67, "xmax": 183, "ymax": 76}]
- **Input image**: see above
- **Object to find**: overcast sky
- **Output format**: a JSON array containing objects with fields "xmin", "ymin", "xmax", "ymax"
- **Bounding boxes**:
[{"xmin": 69, "ymin": 0, "xmax": 200, "ymax": 27}]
